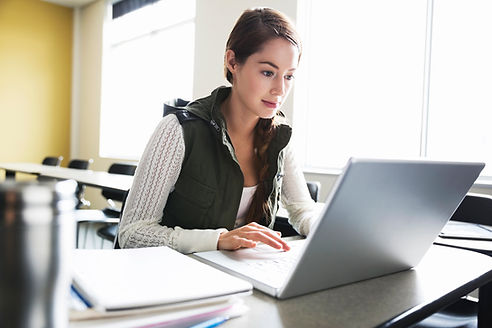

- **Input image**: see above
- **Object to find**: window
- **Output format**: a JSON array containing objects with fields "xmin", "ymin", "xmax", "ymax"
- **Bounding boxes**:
[
  {"xmin": 100, "ymin": 0, "xmax": 196, "ymax": 160},
  {"xmin": 426, "ymin": 0, "xmax": 492, "ymax": 176},
  {"xmin": 296, "ymin": 0, "xmax": 492, "ymax": 179}
]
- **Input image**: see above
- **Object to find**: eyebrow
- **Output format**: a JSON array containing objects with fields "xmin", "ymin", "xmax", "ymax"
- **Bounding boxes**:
[{"xmin": 258, "ymin": 61, "xmax": 296, "ymax": 71}]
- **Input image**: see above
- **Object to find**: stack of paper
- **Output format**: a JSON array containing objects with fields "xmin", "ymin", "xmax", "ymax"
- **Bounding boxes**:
[{"xmin": 70, "ymin": 246, "xmax": 252, "ymax": 327}]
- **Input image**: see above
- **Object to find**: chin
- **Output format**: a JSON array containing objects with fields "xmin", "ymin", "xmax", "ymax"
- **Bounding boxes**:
[{"xmin": 259, "ymin": 109, "xmax": 278, "ymax": 120}]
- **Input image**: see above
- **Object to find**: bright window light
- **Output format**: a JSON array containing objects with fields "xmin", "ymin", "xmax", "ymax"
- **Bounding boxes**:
[
  {"xmin": 100, "ymin": 0, "xmax": 196, "ymax": 160},
  {"xmin": 426, "ymin": 0, "xmax": 492, "ymax": 176},
  {"xmin": 296, "ymin": 0, "xmax": 492, "ymax": 179}
]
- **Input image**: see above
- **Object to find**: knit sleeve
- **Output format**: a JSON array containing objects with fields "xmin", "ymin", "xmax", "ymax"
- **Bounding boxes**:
[
  {"xmin": 118, "ymin": 115, "xmax": 226, "ymax": 253},
  {"xmin": 280, "ymin": 144, "xmax": 320, "ymax": 236}
]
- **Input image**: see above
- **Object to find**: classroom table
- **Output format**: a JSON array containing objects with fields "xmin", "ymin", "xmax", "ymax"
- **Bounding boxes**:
[{"xmin": 0, "ymin": 162, "xmax": 134, "ymax": 191}]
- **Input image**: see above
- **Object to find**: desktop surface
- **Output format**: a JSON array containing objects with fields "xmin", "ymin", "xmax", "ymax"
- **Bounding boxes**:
[{"xmin": 221, "ymin": 245, "xmax": 492, "ymax": 328}]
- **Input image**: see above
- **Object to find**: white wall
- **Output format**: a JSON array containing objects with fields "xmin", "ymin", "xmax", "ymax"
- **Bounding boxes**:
[{"xmin": 193, "ymin": 0, "xmax": 297, "ymax": 100}]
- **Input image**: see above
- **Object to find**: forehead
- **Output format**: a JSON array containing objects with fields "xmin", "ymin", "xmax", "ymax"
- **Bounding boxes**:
[{"xmin": 247, "ymin": 38, "xmax": 299, "ymax": 70}]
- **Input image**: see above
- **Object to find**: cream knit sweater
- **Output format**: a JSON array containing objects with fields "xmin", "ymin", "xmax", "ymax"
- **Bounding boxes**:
[{"xmin": 118, "ymin": 115, "xmax": 318, "ymax": 253}]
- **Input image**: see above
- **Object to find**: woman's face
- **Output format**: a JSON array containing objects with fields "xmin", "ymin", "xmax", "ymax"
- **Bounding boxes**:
[{"xmin": 228, "ymin": 37, "xmax": 299, "ymax": 119}]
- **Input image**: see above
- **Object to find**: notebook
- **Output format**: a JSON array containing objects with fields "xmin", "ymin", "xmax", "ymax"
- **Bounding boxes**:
[
  {"xmin": 71, "ymin": 246, "xmax": 252, "ymax": 312},
  {"xmin": 194, "ymin": 158, "xmax": 484, "ymax": 299}
]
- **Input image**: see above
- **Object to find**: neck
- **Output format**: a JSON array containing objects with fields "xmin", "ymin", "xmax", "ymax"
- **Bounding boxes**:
[{"xmin": 221, "ymin": 89, "xmax": 258, "ymax": 138}]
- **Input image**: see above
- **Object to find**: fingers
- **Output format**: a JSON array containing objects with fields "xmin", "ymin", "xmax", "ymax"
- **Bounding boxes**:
[
  {"xmin": 242, "ymin": 223, "xmax": 290, "ymax": 250},
  {"xmin": 243, "ymin": 231, "xmax": 284, "ymax": 250},
  {"xmin": 217, "ymin": 223, "xmax": 290, "ymax": 251},
  {"xmin": 217, "ymin": 234, "xmax": 256, "ymax": 251}
]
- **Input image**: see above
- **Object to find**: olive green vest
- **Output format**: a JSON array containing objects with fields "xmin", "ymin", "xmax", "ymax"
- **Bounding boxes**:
[{"xmin": 161, "ymin": 87, "xmax": 292, "ymax": 230}]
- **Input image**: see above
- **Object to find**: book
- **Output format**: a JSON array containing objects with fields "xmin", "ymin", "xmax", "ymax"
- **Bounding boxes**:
[{"xmin": 71, "ymin": 246, "xmax": 252, "ymax": 313}]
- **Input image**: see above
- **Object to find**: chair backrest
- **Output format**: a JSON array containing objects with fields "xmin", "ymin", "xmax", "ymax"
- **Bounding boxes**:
[
  {"xmin": 113, "ymin": 189, "xmax": 130, "ymax": 249},
  {"xmin": 101, "ymin": 163, "xmax": 137, "ymax": 202},
  {"xmin": 68, "ymin": 159, "xmax": 93, "ymax": 170},
  {"xmin": 450, "ymin": 193, "xmax": 492, "ymax": 226},
  {"xmin": 163, "ymin": 98, "xmax": 190, "ymax": 116},
  {"xmin": 42, "ymin": 156, "xmax": 63, "ymax": 166},
  {"xmin": 306, "ymin": 181, "xmax": 321, "ymax": 202}
]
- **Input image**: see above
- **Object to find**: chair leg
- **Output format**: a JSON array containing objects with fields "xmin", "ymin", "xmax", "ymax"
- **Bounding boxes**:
[
  {"xmin": 76, "ymin": 223, "xmax": 80, "ymax": 248},
  {"xmin": 82, "ymin": 223, "xmax": 89, "ymax": 249}
]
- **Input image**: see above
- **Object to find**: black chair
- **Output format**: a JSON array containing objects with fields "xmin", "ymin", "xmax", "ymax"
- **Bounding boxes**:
[
  {"xmin": 273, "ymin": 181, "xmax": 321, "ymax": 237},
  {"xmin": 100, "ymin": 189, "xmax": 130, "ymax": 248},
  {"xmin": 306, "ymin": 181, "xmax": 321, "ymax": 203},
  {"xmin": 37, "ymin": 156, "xmax": 64, "ymax": 181},
  {"xmin": 42, "ymin": 156, "xmax": 63, "ymax": 166},
  {"xmin": 163, "ymin": 98, "xmax": 189, "ymax": 116},
  {"xmin": 75, "ymin": 163, "xmax": 136, "ymax": 248},
  {"xmin": 411, "ymin": 193, "xmax": 492, "ymax": 328},
  {"xmin": 95, "ymin": 164, "xmax": 136, "ymax": 246},
  {"xmin": 99, "ymin": 163, "xmax": 136, "ymax": 217},
  {"xmin": 68, "ymin": 159, "xmax": 93, "ymax": 170},
  {"xmin": 40, "ymin": 158, "xmax": 93, "ymax": 206},
  {"xmin": 68, "ymin": 159, "xmax": 93, "ymax": 209},
  {"xmin": 449, "ymin": 193, "xmax": 492, "ymax": 228}
]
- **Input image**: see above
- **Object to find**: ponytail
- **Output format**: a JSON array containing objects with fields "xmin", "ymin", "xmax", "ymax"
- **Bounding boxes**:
[{"xmin": 245, "ymin": 117, "xmax": 277, "ymax": 225}]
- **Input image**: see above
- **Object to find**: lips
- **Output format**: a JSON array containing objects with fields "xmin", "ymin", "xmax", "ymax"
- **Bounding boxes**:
[{"xmin": 262, "ymin": 100, "xmax": 279, "ymax": 109}]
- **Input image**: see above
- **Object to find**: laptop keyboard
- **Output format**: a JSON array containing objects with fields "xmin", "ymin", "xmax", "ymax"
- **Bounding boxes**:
[{"xmin": 240, "ymin": 240, "xmax": 304, "ymax": 280}]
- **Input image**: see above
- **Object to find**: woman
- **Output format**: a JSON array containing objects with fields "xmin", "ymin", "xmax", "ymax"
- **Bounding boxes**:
[{"xmin": 118, "ymin": 7, "xmax": 317, "ymax": 253}]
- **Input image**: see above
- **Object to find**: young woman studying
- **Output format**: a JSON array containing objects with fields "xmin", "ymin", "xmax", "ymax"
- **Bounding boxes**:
[{"xmin": 118, "ymin": 7, "xmax": 318, "ymax": 253}]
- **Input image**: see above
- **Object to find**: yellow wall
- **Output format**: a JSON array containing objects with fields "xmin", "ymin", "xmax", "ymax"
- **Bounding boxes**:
[{"xmin": 0, "ymin": 0, "xmax": 73, "ymax": 177}]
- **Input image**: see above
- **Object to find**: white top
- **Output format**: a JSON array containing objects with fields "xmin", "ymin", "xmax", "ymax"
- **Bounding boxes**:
[
  {"xmin": 119, "ymin": 115, "xmax": 318, "ymax": 253},
  {"xmin": 234, "ymin": 185, "xmax": 258, "ymax": 228}
]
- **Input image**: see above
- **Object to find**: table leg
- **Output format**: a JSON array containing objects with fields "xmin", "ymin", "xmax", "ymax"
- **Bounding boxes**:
[
  {"xmin": 5, "ymin": 170, "xmax": 16, "ymax": 180},
  {"xmin": 478, "ymin": 280, "xmax": 492, "ymax": 328}
]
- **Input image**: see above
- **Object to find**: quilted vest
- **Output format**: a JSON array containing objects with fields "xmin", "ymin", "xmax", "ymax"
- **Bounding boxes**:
[{"xmin": 161, "ymin": 87, "xmax": 292, "ymax": 230}]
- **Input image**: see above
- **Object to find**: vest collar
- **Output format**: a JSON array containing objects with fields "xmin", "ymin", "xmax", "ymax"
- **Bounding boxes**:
[
  {"xmin": 186, "ymin": 86, "xmax": 292, "ymax": 160},
  {"xmin": 186, "ymin": 86, "xmax": 229, "ymax": 134}
]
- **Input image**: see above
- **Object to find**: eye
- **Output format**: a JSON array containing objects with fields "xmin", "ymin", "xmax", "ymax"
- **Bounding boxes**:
[
  {"xmin": 285, "ymin": 74, "xmax": 295, "ymax": 81},
  {"xmin": 262, "ymin": 71, "xmax": 274, "ymax": 77}
]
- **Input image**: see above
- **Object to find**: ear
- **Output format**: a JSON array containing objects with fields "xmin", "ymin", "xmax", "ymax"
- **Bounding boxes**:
[{"xmin": 225, "ymin": 49, "xmax": 238, "ymax": 74}]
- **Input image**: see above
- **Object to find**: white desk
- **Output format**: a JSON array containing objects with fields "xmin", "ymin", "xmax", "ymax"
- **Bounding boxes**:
[{"xmin": 0, "ymin": 162, "xmax": 134, "ymax": 192}]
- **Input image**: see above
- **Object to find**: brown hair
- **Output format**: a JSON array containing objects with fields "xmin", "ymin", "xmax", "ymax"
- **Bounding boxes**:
[
  {"xmin": 225, "ymin": 8, "xmax": 301, "ymax": 225},
  {"xmin": 224, "ymin": 7, "xmax": 302, "ymax": 83}
]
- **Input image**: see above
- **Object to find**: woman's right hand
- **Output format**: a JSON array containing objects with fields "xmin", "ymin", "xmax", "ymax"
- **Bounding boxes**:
[{"xmin": 217, "ymin": 222, "xmax": 290, "ymax": 251}]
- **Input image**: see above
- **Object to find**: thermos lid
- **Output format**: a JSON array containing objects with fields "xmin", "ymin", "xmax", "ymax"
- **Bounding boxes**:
[{"xmin": 0, "ymin": 179, "xmax": 77, "ymax": 227}]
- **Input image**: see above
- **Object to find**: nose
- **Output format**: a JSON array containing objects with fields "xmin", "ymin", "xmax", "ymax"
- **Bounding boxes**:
[{"xmin": 271, "ymin": 76, "xmax": 285, "ymax": 96}]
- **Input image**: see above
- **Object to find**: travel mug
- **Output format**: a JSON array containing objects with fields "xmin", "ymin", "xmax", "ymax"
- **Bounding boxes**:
[{"xmin": 0, "ymin": 179, "xmax": 77, "ymax": 328}]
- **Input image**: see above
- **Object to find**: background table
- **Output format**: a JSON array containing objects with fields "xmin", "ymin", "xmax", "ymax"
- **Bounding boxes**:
[{"xmin": 0, "ymin": 162, "xmax": 134, "ymax": 192}]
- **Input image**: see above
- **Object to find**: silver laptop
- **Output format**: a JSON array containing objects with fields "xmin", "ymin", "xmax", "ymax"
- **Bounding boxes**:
[{"xmin": 194, "ymin": 158, "xmax": 484, "ymax": 299}]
